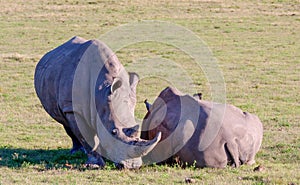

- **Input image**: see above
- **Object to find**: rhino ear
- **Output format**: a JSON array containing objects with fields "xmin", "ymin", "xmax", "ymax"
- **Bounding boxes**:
[
  {"xmin": 111, "ymin": 78, "xmax": 122, "ymax": 93},
  {"xmin": 129, "ymin": 72, "xmax": 139, "ymax": 94}
]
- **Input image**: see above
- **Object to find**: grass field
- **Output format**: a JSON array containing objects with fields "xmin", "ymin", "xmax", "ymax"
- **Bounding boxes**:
[{"xmin": 0, "ymin": 0, "xmax": 299, "ymax": 184}]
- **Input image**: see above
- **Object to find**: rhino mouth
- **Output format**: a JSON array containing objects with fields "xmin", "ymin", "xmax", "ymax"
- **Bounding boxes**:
[{"xmin": 116, "ymin": 157, "xmax": 143, "ymax": 169}]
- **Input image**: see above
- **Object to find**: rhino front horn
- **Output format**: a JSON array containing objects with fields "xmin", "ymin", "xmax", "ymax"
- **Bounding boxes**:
[{"xmin": 130, "ymin": 132, "xmax": 162, "ymax": 158}]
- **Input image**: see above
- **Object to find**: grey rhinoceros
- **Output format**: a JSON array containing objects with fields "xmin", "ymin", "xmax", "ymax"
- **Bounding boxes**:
[
  {"xmin": 34, "ymin": 36, "xmax": 161, "ymax": 169},
  {"xmin": 141, "ymin": 87, "xmax": 263, "ymax": 168}
]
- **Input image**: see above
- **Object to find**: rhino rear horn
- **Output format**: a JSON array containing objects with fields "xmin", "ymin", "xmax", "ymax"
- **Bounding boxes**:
[{"xmin": 144, "ymin": 99, "xmax": 152, "ymax": 111}]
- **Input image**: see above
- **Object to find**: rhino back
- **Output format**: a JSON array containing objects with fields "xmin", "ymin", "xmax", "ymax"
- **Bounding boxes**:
[{"xmin": 34, "ymin": 36, "xmax": 92, "ymax": 124}]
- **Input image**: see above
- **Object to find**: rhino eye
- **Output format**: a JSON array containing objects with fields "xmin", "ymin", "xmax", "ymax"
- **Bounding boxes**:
[{"xmin": 112, "ymin": 129, "xmax": 118, "ymax": 135}]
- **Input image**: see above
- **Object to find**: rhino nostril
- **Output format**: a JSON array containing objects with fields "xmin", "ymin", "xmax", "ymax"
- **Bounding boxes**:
[{"xmin": 123, "ymin": 125, "xmax": 139, "ymax": 137}]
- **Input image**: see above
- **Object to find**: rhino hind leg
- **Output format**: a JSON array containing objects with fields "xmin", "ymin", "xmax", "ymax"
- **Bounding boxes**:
[
  {"xmin": 244, "ymin": 151, "xmax": 256, "ymax": 165},
  {"xmin": 225, "ymin": 141, "xmax": 240, "ymax": 168}
]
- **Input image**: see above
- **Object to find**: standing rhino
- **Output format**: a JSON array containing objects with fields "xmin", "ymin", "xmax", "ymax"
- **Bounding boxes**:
[
  {"xmin": 141, "ymin": 87, "xmax": 263, "ymax": 168},
  {"xmin": 34, "ymin": 36, "xmax": 161, "ymax": 169}
]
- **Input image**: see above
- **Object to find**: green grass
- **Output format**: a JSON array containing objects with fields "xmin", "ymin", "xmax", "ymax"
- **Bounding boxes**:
[{"xmin": 0, "ymin": 0, "xmax": 299, "ymax": 184}]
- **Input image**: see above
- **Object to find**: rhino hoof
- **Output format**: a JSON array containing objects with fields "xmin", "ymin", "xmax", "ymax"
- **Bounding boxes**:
[{"xmin": 85, "ymin": 153, "xmax": 106, "ymax": 169}]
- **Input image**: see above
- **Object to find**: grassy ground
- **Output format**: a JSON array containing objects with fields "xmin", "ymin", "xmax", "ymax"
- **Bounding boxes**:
[{"xmin": 0, "ymin": 0, "xmax": 299, "ymax": 184}]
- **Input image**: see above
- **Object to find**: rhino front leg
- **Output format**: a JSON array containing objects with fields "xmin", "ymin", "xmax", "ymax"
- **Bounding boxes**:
[
  {"xmin": 63, "ymin": 125, "xmax": 85, "ymax": 154},
  {"xmin": 65, "ymin": 113, "xmax": 106, "ymax": 168}
]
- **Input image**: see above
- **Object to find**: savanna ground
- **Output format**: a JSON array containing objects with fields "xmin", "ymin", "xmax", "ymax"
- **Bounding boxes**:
[{"xmin": 0, "ymin": 0, "xmax": 299, "ymax": 184}]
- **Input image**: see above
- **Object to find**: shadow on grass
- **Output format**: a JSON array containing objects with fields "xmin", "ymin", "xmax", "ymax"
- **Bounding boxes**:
[{"xmin": 0, "ymin": 146, "xmax": 87, "ymax": 170}]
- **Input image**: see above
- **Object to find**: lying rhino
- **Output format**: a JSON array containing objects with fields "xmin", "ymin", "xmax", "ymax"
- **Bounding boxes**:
[
  {"xmin": 34, "ymin": 36, "xmax": 161, "ymax": 169},
  {"xmin": 141, "ymin": 87, "xmax": 263, "ymax": 168}
]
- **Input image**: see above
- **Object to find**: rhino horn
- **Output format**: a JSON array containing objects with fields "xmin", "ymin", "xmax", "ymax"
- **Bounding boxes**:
[{"xmin": 129, "ymin": 132, "xmax": 161, "ymax": 158}]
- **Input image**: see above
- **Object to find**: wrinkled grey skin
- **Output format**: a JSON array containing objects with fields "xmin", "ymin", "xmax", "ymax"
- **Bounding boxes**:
[
  {"xmin": 142, "ymin": 87, "xmax": 263, "ymax": 168},
  {"xmin": 34, "ymin": 36, "xmax": 161, "ymax": 169}
]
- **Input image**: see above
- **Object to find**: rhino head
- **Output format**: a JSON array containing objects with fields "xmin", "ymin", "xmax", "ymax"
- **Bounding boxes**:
[{"xmin": 95, "ymin": 70, "xmax": 161, "ymax": 169}]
